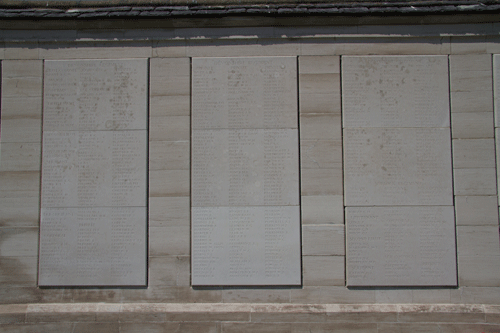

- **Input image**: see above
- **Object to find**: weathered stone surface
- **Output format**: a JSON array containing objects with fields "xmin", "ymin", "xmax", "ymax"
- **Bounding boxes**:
[
  {"xmin": 344, "ymin": 128, "xmax": 453, "ymax": 206},
  {"xmin": 346, "ymin": 206, "xmax": 457, "ymax": 286},
  {"xmin": 342, "ymin": 56, "xmax": 449, "ymax": 128}
]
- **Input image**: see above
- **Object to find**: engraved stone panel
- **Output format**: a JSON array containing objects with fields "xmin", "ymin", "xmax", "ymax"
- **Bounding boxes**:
[
  {"xmin": 342, "ymin": 56, "xmax": 450, "ymax": 128},
  {"xmin": 191, "ymin": 57, "xmax": 301, "ymax": 286},
  {"xmin": 344, "ymin": 128, "xmax": 453, "ymax": 206},
  {"xmin": 39, "ymin": 59, "xmax": 147, "ymax": 286},
  {"xmin": 342, "ymin": 56, "xmax": 456, "ymax": 287},
  {"xmin": 346, "ymin": 206, "xmax": 457, "ymax": 286}
]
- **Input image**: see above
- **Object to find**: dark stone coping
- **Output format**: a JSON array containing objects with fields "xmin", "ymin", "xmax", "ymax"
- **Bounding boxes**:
[{"xmin": 0, "ymin": 1, "xmax": 499, "ymax": 19}]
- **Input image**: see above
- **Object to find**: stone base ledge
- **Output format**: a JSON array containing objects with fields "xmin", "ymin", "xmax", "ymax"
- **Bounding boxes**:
[{"xmin": 1, "ymin": 303, "xmax": 499, "ymax": 324}]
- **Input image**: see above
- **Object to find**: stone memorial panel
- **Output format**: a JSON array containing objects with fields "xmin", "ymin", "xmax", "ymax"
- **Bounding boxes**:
[
  {"xmin": 343, "ymin": 128, "xmax": 453, "ymax": 206},
  {"xmin": 191, "ymin": 57, "xmax": 301, "ymax": 286},
  {"xmin": 39, "ymin": 59, "xmax": 147, "ymax": 286},
  {"xmin": 342, "ymin": 56, "xmax": 457, "ymax": 287},
  {"xmin": 342, "ymin": 56, "xmax": 450, "ymax": 128},
  {"xmin": 346, "ymin": 206, "xmax": 457, "ymax": 286}
]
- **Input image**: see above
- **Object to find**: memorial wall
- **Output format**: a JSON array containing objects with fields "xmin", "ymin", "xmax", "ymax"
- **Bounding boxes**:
[{"xmin": 0, "ymin": 19, "xmax": 500, "ymax": 331}]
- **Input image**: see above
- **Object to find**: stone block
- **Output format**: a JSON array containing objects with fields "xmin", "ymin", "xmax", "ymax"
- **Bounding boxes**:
[
  {"xmin": 346, "ymin": 206, "xmax": 457, "ymax": 287},
  {"xmin": 186, "ymin": 40, "xmax": 300, "ymax": 57},
  {"xmin": 0, "ymin": 143, "xmax": 40, "ymax": 171},
  {"xmin": 455, "ymin": 196, "xmax": 499, "ymax": 226},
  {"xmin": 250, "ymin": 304, "xmax": 326, "ymax": 323},
  {"xmin": 452, "ymin": 139, "xmax": 496, "ymax": 168},
  {"xmin": 0, "ymin": 227, "xmax": 38, "ymax": 257},
  {"xmin": 303, "ymin": 256, "xmax": 345, "ymax": 286},
  {"xmin": 2, "ymin": 77, "xmax": 42, "ymax": 98},
  {"xmin": 73, "ymin": 323, "xmax": 119, "ymax": 333},
  {"xmin": 412, "ymin": 289, "xmax": 452, "ymax": 304},
  {"xmin": 299, "ymin": 73, "xmax": 340, "ymax": 94},
  {"xmin": 451, "ymin": 112, "xmax": 494, "ymax": 139},
  {"xmin": 149, "ymin": 196, "xmax": 190, "ymax": 227},
  {"xmin": 301, "ymin": 168, "xmax": 343, "ymax": 196},
  {"xmin": 342, "ymin": 55, "xmax": 449, "ymax": 128},
  {"xmin": 325, "ymin": 304, "xmax": 398, "ymax": 323},
  {"xmin": 0, "ymin": 304, "xmax": 27, "ymax": 325},
  {"xmin": 120, "ymin": 323, "xmax": 180, "ymax": 333},
  {"xmin": 221, "ymin": 322, "xmax": 291, "ymax": 333},
  {"xmin": 2, "ymin": 60, "xmax": 42, "ymax": 78},
  {"xmin": 495, "ymin": 54, "xmax": 500, "ymax": 127},
  {"xmin": 397, "ymin": 304, "xmax": 484, "ymax": 323},
  {"xmin": 0, "ymin": 196, "xmax": 39, "ymax": 227},
  {"xmin": 344, "ymin": 128, "xmax": 453, "ymax": 206},
  {"xmin": 299, "ymin": 114, "xmax": 341, "ymax": 140},
  {"xmin": 374, "ymin": 290, "xmax": 413, "ymax": 304},
  {"xmin": 376, "ymin": 323, "xmax": 442, "ymax": 333},
  {"xmin": 150, "ymin": 57, "xmax": 190, "ymax": 78},
  {"xmin": 486, "ymin": 305, "xmax": 500, "ymax": 324},
  {"xmin": 0, "ymin": 118, "xmax": 41, "ymax": 143},
  {"xmin": 150, "ymin": 95, "xmax": 190, "ymax": 117},
  {"xmin": 0, "ymin": 323, "xmax": 74, "ymax": 332},
  {"xmin": 299, "ymin": 92, "xmax": 340, "ymax": 114},
  {"xmin": 222, "ymin": 288, "xmax": 290, "ymax": 303},
  {"xmin": 302, "ymin": 225, "xmax": 345, "ymax": 256},
  {"xmin": 299, "ymin": 56, "xmax": 340, "ymax": 74},
  {"xmin": 461, "ymin": 287, "xmax": 500, "ymax": 304},
  {"xmin": 450, "ymin": 36, "xmax": 488, "ymax": 54},
  {"xmin": 149, "ymin": 256, "xmax": 190, "ymax": 286},
  {"xmin": 451, "ymin": 90, "xmax": 493, "ymax": 113},
  {"xmin": 300, "ymin": 140, "xmax": 342, "ymax": 169},
  {"xmin": 450, "ymin": 69, "xmax": 493, "ymax": 92},
  {"xmin": 1, "ymin": 96, "xmax": 42, "ymax": 120},
  {"xmin": 149, "ymin": 116, "xmax": 190, "ymax": 141},
  {"xmin": 153, "ymin": 40, "xmax": 187, "ymax": 58},
  {"xmin": 291, "ymin": 286, "xmax": 376, "ymax": 304},
  {"xmin": 0, "ymin": 171, "xmax": 40, "ymax": 194},
  {"xmin": 0, "ymin": 256, "xmax": 37, "ymax": 285},
  {"xmin": 149, "ymin": 226, "xmax": 190, "ymax": 256},
  {"xmin": 149, "ymin": 141, "xmax": 189, "ymax": 170},
  {"xmin": 454, "ymin": 168, "xmax": 497, "ymax": 195},
  {"xmin": 150, "ymin": 74, "xmax": 190, "ymax": 96},
  {"xmin": 450, "ymin": 54, "xmax": 492, "ymax": 72},
  {"xmin": 458, "ymin": 255, "xmax": 500, "ymax": 287},
  {"xmin": 4, "ymin": 42, "xmax": 39, "ymax": 59},
  {"xmin": 301, "ymin": 195, "xmax": 344, "ymax": 225},
  {"xmin": 293, "ymin": 323, "xmax": 377, "ymax": 333},
  {"xmin": 457, "ymin": 226, "xmax": 500, "ymax": 256},
  {"xmin": 38, "ymin": 43, "xmax": 152, "ymax": 60},
  {"xmin": 149, "ymin": 170, "xmax": 189, "ymax": 197}
]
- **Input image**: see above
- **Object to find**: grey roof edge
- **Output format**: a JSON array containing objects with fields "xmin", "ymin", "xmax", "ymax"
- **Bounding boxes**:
[{"xmin": 1, "ymin": 0, "xmax": 500, "ymax": 19}]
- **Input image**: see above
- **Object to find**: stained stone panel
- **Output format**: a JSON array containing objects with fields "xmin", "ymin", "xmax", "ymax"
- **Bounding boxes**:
[
  {"xmin": 342, "ymin": 56, "xmax": 449, "ymax": 128},
  {"xmin": 343, "ymin": 128, "xmax": 453, "ymax": 206},
  {"xmin": 39, "ymin": 59, "xmax": 147, "ymax": 286},
  {"xmin": 346, "ymin": 206, "xmax": 457, "ymax": 286},
  {"xmin": 191, "ymin": 57, "xmax": 301, "ymax": 286}
]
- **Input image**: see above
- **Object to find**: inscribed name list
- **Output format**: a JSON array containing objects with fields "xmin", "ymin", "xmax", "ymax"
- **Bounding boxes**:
[
  {"xmin": 342, "ymin": 56, "xmax": 456, "ymax": 287},
  {"xmin": 191, "ymin": 57, "xmax": 301, "ymax": 286},
  {"xmin": 39, "ymin": 59, "xmax": 147, "ymax": 286}
]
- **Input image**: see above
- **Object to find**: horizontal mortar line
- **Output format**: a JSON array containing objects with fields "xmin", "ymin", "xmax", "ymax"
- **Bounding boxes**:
[
  {"xmin": 42, "ymin": 129, "xmax": 147, "ymax": 132},
  {"xmin": 342, "ymin": 126, "xmax": 451, "ymax": 129},
  {"xmin": 41, "ymin": 206, "xmax": 147, "ymax": 209},
  {"xmin": 345, "ymin": 205, "xmax": 455, "ymax": 207},
  {"xmin": 191, "ymin": 205, "xmax": 300, "ymax": 208}
]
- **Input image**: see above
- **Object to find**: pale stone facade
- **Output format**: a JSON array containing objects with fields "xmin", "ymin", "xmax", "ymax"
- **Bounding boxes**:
[{"xmin": 0, "ymin": 4, "xmax": 500, "ymax": 331}]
